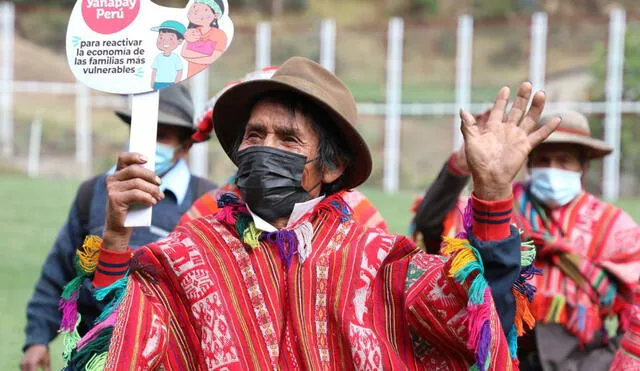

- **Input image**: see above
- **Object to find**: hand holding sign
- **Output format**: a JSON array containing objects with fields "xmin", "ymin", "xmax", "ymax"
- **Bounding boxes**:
[{"xmin": 66, "ymin": 0, "xmax": 233, "ymax": 226}]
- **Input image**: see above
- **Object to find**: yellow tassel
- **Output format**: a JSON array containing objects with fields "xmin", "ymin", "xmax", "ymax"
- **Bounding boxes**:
[
  {"xmin": 545, "ymin": 295, "xmax": 566, "ymax": 323},
  {"xmin": 441, "ymin": 237, "xmax": 477, "ymax": 277},
  {"xmin": 449, "ymin": 248, "xmax": 478, "ymax": 277},
  {"xmin": 243, "ymin": 222, "xmax": 261, "ymax": 249},
  {"xmin": 77, "ymin": 235, "xmax": 103, "ymax": 274},
  {"xmin": 441, "ymin": 236, "xmax": 469, "ymax": 256}
]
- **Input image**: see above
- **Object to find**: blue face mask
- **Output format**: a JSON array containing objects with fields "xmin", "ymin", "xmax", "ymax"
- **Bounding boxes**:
[
  {"xmin": 154, "ymin": 143, "xmax": 177, "ymax": 175},
  {"xmin": 529, "ymin": 168, "xmax": 582, "ymax": 208}
]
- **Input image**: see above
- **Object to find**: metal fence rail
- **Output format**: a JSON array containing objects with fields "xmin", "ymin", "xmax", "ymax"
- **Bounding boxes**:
[{"xmin": 0, "ymin": 2, "xmax": 634, "ymax": 200}]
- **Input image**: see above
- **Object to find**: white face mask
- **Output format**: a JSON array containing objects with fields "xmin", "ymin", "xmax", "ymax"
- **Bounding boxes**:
[{"xmin": 529, "ymin": 168, "xmax": 583, "ymax": 208}]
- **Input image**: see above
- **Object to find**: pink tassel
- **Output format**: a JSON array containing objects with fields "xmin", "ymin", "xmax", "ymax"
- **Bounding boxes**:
[
  {"xmin": 466, "ymin": 290, "xmax": 492, "ymax": 369},
  {"xmin": 76, "ymin": 310, "xmax": 118, "ymax": 350},
  {"xmin": 215, "ymin": 206, "xmax": 236, "ymax": 225},
  {"xmin": 58, "ymin": 292, "xmax": 78, "ymax": 332}
]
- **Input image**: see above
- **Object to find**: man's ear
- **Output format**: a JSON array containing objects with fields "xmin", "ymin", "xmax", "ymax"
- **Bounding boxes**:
[{"xmin": 321, "ymin": 159, "xmax": 347, "ymax": 186}]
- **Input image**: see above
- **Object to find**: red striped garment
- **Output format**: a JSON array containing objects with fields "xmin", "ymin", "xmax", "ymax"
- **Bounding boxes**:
[
  {"xmin": 611, "ymin": 284, "xmax": 640, "ymax": 370},
  {"xmin": 63, "ymin": 192, "xmax": 531, "ymax": 370},
  {"xmin": 417, "ymin": 182, "xmax": 640, "ymax": 346}
]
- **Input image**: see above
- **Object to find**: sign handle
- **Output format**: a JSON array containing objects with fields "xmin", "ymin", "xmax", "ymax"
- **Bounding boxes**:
[{"xmin": 124, "ymin": 90, "xmax": 159, "ymax": 227}]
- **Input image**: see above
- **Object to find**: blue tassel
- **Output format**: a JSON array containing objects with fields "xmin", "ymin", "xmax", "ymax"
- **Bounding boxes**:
[
  {"xmin": 217, "ymin": 192, "xmax": 241, "ymax": 208},
  {"xmin": 507, "ymin": 325, "xmax": 518, "ymax": 359},
  {"xmin": 94, "ymin": 275, "xmax": 128, "ymax": 322},
  {"xmin": 513, "ymin": 265, "xmax": 541, "ymax": 302},
  {"xmin": 601, "ymin": 283, "xmax": 617, "ymax": 306},
  {"xmin": 468, "ymin": 277, "xmax": 489, "ymax": 305},
  {"xmin": 577, "ymin": 305, "xmax": 586, "ymax": 332},
  {"xmin": 329, "ymin": 200, "xmax": 351, "ymax": 222}
]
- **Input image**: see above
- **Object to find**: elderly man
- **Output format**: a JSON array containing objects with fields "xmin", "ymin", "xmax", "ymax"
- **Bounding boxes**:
[
  {"xmin": 182, "ymin": 66, "xmax": 389, "ymax": 231},
  {"xmin": 21, "ymin": 84, "xmax": 215, "ymax": 371},
  {"xmin": 413, "ymin": 109, "xmax": 640, "ymax": 370},
  {"xmin": 59, "ymin": 57, "xmax": 558, "ymax": 370}
]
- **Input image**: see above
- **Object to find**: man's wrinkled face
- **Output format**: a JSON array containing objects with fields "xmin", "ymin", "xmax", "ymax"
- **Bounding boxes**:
[
  {"xmin": 529, "ymin": 143, "xmax": 584, "ymax": 173},
  {"xmin": 238, "ymin": 99, "xmax": 324, "ymax": 198}
]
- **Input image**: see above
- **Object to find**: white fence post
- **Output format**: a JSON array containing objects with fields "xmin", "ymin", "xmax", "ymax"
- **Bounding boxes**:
[
  {"xmin": 320, "ymin": 18, "xmax": 336, "ymax": 73},
  {"xmin": 383, "ymin": 18, "xmax": 404, "ymax": 194},
  {"xmin": 189, "ymin": 69, "xmax": 210, "ymax": 178},
  {"xmin": 1, "ymin": 2, "xmax": 15, "ymax": 158},
  {"xmin": 75, "ymin": 82, "xmax": 92, "ymax": 178},
  {"xmin": 529, "ymin": 12, "xmax": 548, "ymax": 92},
  {"xmin": 27, "ymin": 113, "xmax": 42, "ymax": 178},
  {"xmin": 256, "ymin": 22, "xmax": 271, "ymax": 70},
  {"xmin": 453, "ymin": 15, "xmax": 473, "ymax": 151},
  {"xmin": 603, "ymin": 8, "xmax": 626, "ymax": 201}
]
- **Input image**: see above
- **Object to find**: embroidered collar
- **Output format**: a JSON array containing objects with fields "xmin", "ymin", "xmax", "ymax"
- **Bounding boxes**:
[{"xmin": 215, "ymin": 193, "xmax": 351, "ymax": 267}]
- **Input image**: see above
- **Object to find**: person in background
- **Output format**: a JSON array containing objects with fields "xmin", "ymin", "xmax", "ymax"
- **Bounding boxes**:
[
  {"xmin": 412, "ymin": 106, "xmax": 640, "ymax": 370},
  {"xmin": 60, "ymin": 57, "xmax": 558, "ymax": 369},
  {"xmin": 611, "ymin": 283, "xmax": 640, "ymax": 370},
  {"xmin": 181, "ymin": 66, "xmax": 390, "ymax": 232},
  {"xmin": 20, "ymin": 84, "xmax": 216, "ymax": 371},
  {"xmin": 409, "ymin": 140, "xmax": 472, "ymax": 254}
]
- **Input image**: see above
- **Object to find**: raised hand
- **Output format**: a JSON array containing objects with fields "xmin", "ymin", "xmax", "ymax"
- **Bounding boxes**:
[
  {"xmin": 103, "ymin": 152, "xmax": 165, "ymax": 251},
  {"xmin": 460, "ymin": 82, "xmax": 561, "ymax": 200},
  {"xmin": 453, "ymin": 109, "xmax": 490, "ymax": 173}
]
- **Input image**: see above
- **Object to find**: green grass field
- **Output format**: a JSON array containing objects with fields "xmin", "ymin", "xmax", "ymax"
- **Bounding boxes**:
[{"xmin": 1, "ymin": 175, "xmax": 639, "ymax": 369}]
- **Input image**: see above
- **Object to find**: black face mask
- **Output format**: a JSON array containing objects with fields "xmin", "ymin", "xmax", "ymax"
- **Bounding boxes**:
[{"xmin": 235, "ymin": 146, "xmax": 320, "ymax": 222}]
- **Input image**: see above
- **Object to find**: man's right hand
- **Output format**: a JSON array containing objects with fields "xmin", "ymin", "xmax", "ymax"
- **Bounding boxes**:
[
  {"xmin": 20, "ymin": 345, "xmax": 50, "ymax": 371},
  {"xmin": 103, "ymin": 152, "xmax": 164, "ymax": 252}
]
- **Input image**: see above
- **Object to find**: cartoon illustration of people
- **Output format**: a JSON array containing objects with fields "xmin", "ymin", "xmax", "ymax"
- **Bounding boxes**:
[
  {"xmin": 150, "ymin": 20, "xmax": 186, "ymax": 90},
  {"xmin": 181, "ymin": 0, "xmax": 228, "ymax": 78}
]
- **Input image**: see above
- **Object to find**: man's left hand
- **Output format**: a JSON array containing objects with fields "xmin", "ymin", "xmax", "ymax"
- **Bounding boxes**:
[{"xmin": 460, "ymin": 82, "xmax": 561, "ymax": 200}]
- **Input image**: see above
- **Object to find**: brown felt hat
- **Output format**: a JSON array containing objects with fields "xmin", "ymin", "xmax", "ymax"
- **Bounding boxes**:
[
  {"xmin": 212, "ymin": 56, "xmax": 372, "ymax": 189},
  {"xmin": 538, "ymin": 110, "xmax": 613, "ymax": 159}
]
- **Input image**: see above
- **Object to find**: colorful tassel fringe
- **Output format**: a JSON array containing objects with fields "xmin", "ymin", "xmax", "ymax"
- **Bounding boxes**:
[
  {"xmin": 58, "ymin": 235, "xmax": 103, "ymax": 366},
  {"xmin": 58, "ymin": 235, "xmax": 131, "ymax": 370},
  {"xmin": 441, "ymin": 236, "xmax": 494, "ymax": 370},
  {"xmin": 217, "ymin": 192, "xmax": 350, "ymax": 267},
  {"xmin": 441, "ymin": 205, "xmax": 538, "ymax": 370}
]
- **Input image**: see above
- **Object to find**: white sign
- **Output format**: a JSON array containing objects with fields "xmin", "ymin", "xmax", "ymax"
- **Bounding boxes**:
[
  {"xmin": 66, "ymin": 0, "xmax": 234, "ymax": 94},
  {"xmin": 66, "ymin": 0, "xmax": 234, "ymax": 227}
]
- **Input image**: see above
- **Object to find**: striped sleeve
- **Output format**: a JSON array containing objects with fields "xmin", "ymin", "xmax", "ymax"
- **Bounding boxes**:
[
  {"xmin": 93, "ymin": 246, "xmax": 132, "ymax": 288},
  {"xmin": 471, "ymin": 194, "xmax": 513, "ymax": 241}
]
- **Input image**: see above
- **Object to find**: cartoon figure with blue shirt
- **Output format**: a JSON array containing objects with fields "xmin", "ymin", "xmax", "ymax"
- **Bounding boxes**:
[{"xmin": 150, "ymin": 20, "xmax": 187, "ymax": 90}]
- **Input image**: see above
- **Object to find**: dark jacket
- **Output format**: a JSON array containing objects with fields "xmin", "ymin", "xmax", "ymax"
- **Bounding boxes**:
[
  {"xmin": 413, "ymin": 160, "xmax": 470, "ymax": 254},
  {"xmin": 23, "ymin": 172, "xmax": 215, "ymax": 350}
]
